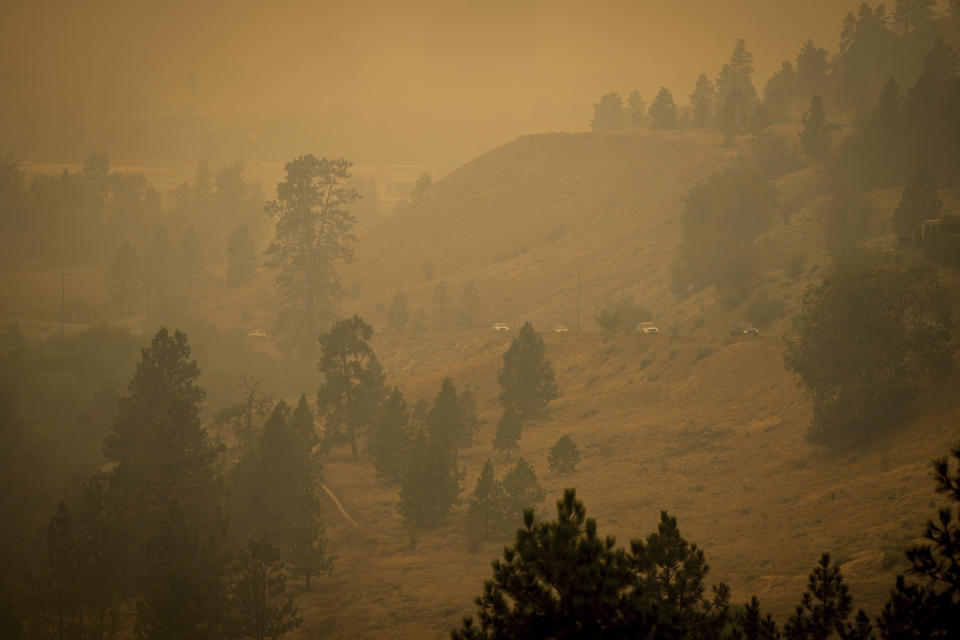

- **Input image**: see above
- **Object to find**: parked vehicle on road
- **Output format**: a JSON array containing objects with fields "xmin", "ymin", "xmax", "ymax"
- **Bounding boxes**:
[
  {"xmin": 730, "ymin": 322, "xmax": 759, "ymax": 336},
  {"xmin": 636, "ymin": 321, "xmax": 659, "ymax": 334}
]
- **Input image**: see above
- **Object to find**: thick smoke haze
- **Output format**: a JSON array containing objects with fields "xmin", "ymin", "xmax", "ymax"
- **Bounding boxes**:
[{"xmin": 0, "ymin": 0, "xmax": 876, "ymax": 172}]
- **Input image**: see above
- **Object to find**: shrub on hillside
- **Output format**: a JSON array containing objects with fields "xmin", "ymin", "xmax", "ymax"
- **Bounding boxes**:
[
  {"xmin": 594, "ymin": 295, "xmax": 652, "ymax": 336},
  {"xmin": 746, "ymin": 291, "xmax": 787, "ymax": 326},
  {"xmin": 742, "ymin": 132, "xmax": 805, "ymax": 180},
  {"xmin": 548, "ymin": 436, "xmax": 580, "ymax": 474}
]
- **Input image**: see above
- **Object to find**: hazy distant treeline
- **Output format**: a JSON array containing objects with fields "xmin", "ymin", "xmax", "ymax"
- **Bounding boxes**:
[{"xmin": 591, "ymin": 0, "xmax": 960, "ymax": 175}]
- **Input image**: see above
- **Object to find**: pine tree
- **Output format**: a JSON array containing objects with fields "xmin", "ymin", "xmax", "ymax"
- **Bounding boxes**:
[
  {"xmin": 649, "ymin": 87, "xmax": 678, "ymax": 130},
  {"xmin": 893, "ymin": 0, "xmax": 937, "ymax": 35},
  {"xmin": 590, "ymin": 92, "xmax": 627, "ymax": 131},
  {"xmin": 795, "ymin": 40, "xmax": 830, "ymax": 99},
  {"xmin": 290, "ymin": 394, "xmax": 319, "ymax": 457},
  {"xmin": 264, "ymin": 155, "xmax": 359, "ymax": 355},
  {"xmin": 230, "ymin": 400, "xmax": 331, "ymax": 588},
  {"xmin": 103, "ymin": 327, "xmax": 219, "ymax": 558},
  {"xmin": 548, "ymin": 435, "xmax": 580, "ymax": 474},
  {"xmin": 626, "ymin": 90, "xmax": 646, "ymax": 127},
  {"xmin": 454, "ymin": 489, "xmax": 635, "ymax": 639},
  {"xmin": 502, "ymin": 458, "xmax": 545, "ymax": 525},
  {"xmin": 102, "ymin": 328, "xmax": 228, "ymax": 635},
  {"xmin": 316, "ymin": 315, "xmax": 386, "ymax": 458},
  {"xmin": 867, "ymin": 78, "xmax": 906, "ymax": 184},
  {"xmin": 228, "ymin": 538, "xmax": 301, "ymax": 640},
  {"xmin": 719, "ymin": 88, "xmax": 747, "ymax": 147},
  {"xmin": 104, "ymin": 240, "xmax": 142, "ymax": 315},
  {"xmin": 690, "ymin": 74, "xmax": 716, "ymax": 128},
  {"xmin": 717, "ymin": 39, "xmax": 758, "ymax": 105},
  {"xmin": 398, "ymin": 431, "xmax": 462, "ymax": 529},
  {"xmin": 783, "ymin": 553, "xmax": 870, "ymax": 639},
  {"xmin": 762, "ymin": 62, "xmax": 796, "ymax": 124},
  {"xmin": 288, "ymin": 489, "xmax": 333, "ymax": 590},
  {"xmin": 73, "ymin": 474, "xmax": 121, "ymax": 640},
  {"xmin": 498, "ymin": 322, "xmax": 558, "ymax": 419},
  {"xmin": 428, "ymin": 378, "xmax": 479, "ymax": 450},
  {"xmin": 226, "ymin": 224, "xmax": 256, "ymax": 287},
  {"xmin": 452, "ymin": 490, "xmax": 734, "ymax": 639},
  {"xmin": 134, "ymin": 505, "xmax": 232, "ymax": 640},
  {"xmin": 367, "ymin": 387, "xmax": 413, "ymax": 482},
  {"xmin": 878, "ymin": 443, "xmax": 960, "ymax": 638},
  {"xmin": 42, "ymin": 502, "xmax": 82, "ymax": 640},
  {"xmin": 734, "ymin": 596, "xmax": 780, "ymax": 639},
  {"xmin": 893, "ymin": 168, "xmax": 942, "ymax": 240},
  {"xmin": 799, "ymin": 94, "xmax": 834, "ymax": 161},
  {"xmin": 466, "ymin": 460, "xmax": 509, "ymax": 542},
  {"xmin": 492, "ymin": 408, "xmax": 522, "ymax": 460}
]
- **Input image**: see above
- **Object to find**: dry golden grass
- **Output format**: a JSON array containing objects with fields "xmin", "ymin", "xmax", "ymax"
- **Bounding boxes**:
[{"xmin": 290, "ymin": 328, "xmax": 960, "ymax": 639}]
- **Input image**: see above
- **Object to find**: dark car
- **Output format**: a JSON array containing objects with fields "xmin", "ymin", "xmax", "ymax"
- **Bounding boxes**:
[{"xmin": 730, "ymin": 322, "xmax": 759, "ymax": 336}]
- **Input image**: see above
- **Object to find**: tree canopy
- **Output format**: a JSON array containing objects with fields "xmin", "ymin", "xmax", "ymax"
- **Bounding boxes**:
[
  {"xmin": 453, "ymin": 489, "xmax": 734, "ymax": 639},
  {"xmin": 784, "ymin": 252, "xmax": 956, "ymax": 445},
  {"xmin": 498, "ymin": 323, "xmax": 558, "ymax": 419},
  {"xmin": 264, "ymin": 155, "xmax": 359, "ymax": 355},
  {"xmin": 316, "ymin": 315, "xmax": 386, "ymax": 458}
]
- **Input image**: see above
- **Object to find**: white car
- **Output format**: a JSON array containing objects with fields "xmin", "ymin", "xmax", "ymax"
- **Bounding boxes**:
[
  {"xmin": 246, "ymin": 329, "xmax": 269, "ymax": 337},
  {"xmin": 553, "ymin": 324, "xmax": 569, "ymax": 333},
  {"xmin": 636, "ymin": 321, "xmax": 659, "ymax": 334},
  {"xmin": 491, "ymin": 322, "xmax": 510, "ymax": 332}
]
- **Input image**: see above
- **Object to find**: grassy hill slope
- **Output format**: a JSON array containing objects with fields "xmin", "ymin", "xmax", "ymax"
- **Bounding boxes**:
[
  {"xmin": 344, "ymin": 130, "xmax": 737, "ymax": 331},
  {"xmin": 282, "ymin": 130, "xmax": 960, "ymax": 638}
]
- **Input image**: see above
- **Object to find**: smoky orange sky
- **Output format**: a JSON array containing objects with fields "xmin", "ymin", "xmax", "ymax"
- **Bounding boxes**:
[{"xmin": 1, "ymin": 0, "xmax": 881, "ymax": 173}]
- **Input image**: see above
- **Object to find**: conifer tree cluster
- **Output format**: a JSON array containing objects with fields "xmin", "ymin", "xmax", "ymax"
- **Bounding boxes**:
[
  {"xmin": 455, "ymin": 445, "xmax": 960, "ymax": 638},
  {"xmin": 230, "ymin": 396, "xmax": 332, "ymax": 589},
  {"xmin": 454, "ymin": 491, "xmax": 734, "ymax": 639},
  {"xmin": 316, "ymin": 315, "xmax": 387, "ymax": 459},
  {"xmin": 466, "ymin": 458, "xmax": 546, "ymax": 550},
  {"xmin": 397, "ymin": 377, "xmax": 478, "ymax": 529},
  {"xmin": 27, "ymin": 328, "xmax": 319, "ymax": 639}
]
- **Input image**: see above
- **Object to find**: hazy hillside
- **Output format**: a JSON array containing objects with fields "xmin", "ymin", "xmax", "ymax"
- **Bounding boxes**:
[
  {"xmin": 345, "ymin": 130, "xmax": 738, "ymax": 331},
  {"xmin": 274, "ymin": 129, "xmax": 960, "ymax": 638},
  {"xmin": 3, "ymin": 128, "xmax": 958, "ymax": 639}
]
